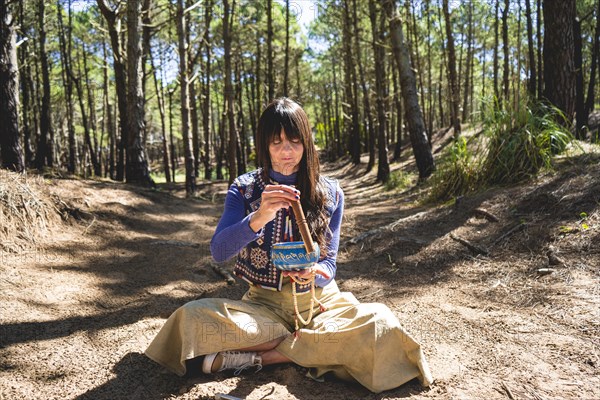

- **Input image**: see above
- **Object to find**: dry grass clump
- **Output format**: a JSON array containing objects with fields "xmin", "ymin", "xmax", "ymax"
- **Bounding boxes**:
[{"xmin": 0, "ymin": 170, "xmax": 62, "ymax": 252}]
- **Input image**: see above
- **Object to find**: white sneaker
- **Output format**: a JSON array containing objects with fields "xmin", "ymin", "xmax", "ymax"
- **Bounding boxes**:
[{"xmin": 202, "ymin": 351, "xmax": 263, "ymax": 375}]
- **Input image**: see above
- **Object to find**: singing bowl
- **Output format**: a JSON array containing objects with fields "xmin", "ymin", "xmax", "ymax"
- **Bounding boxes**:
[{"xmin": 271, "ymin": 241, "xmax": 320, "ymax": 271}]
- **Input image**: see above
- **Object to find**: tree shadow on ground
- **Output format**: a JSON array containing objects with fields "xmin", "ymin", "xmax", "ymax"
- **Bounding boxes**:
[
  {"xmin": 333, "ymin": 152, "xmax": 600, "ymax": 293},
  {"xmin": 75, "ymin": 352, "xmax": 187, "ymax": 400},
  {"xmin": 76, "ymin": 352, "xmax": 429, "ymax": 400}
]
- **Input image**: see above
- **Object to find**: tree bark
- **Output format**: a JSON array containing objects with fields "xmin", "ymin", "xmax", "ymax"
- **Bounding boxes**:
[
  {"xmin": 35, "ymin": 0, "xmax": 54, "ymax": 169},
  {"xmin": 575, "ymin": 18, "xmax": 585, "ymax": 139},
  {"xmin": 536, "ymin": 0, "xmax": 544, "ymax": 99},
  {"xmin": 223, "ymin": 0, "xmax": 239, "ymax": 184},
  {"xmin": 177, "ymin": 0, "xmax": 196, "ymax": 195},
  {"xmin": 17, "ymin": 0, "xmax": 33, "ymax": 167},
  {"xmin": 502, "ymin": 0, "xmax": 510, "ymax": 103},
  {"xmin": 267, "ymin": 0, "xmax": 274, "ymax": 101},
  {"xmin": 168, "ymin": 89, "xmax": 177, "ymax": 182},
  {"xmin": 126, "ymin": 0, "xmax": 153, "ymax": 185},
  {"xmin": 493, "ymin": 0, "xmax": 500, "ymax": 101},
  {"xmin": 235, "ymin": 59, "xmax": 246, "ymax": 176},
  {"xmin": 392, "ymin": 62, "xmax": 402, "ymax": 161},
  {"xmin": 97, "ymin": 0, "xmax": 128, "ymax": 181},
  {"xmin": 543, "ymin": 0, "xmax": 576, "ymax": 121},
  {"xmin": 342, "ymin": 0, "xmax": 360, "ymax": 164},
  {"xmin": 82, "ymin": 43, "xmax": 101, "ymax": 176},
  {"xmin": 332, "ymin": 57, "xmax": 342, "ymax": 158},
  {"xmin": 384, "ymin": 0, "xmax": 434, "ymax": 180},
  {"xmin": 56, "ymin": 0, "xmax": 77, "ymax": 174},
  {"xmin": 425, "ymin": 0, "xmax": 434, "ymax": 138},
  {"xmin": 149, "ymin": 45, "xmax": 171, "ymax": 183},
  {"xmin": 284, "ymin": 0, "xmax": 289, "ymax": 96},
  {"xmin": 351, "ymin": 0, "xmax": 375, "ymax": 172},
  {"xmin": 0, "ymin": 1, "xmax": 23, "ymax": 172},
  {"xmin": 462, "ymin": 2, "xmax": 474, "ymax": 122},
  {"xmin": 102, "ymin": 38, "xmax": 115, "ymax": 179},
  {"xmin": 74, "ymin": 43, "xmax": 99, "ymax": 177},
  {"xmin": 202, "ymin": 0, "xmax": 214, "ymax": 180},
  {"xmin": 525, "ymin": 0, "xmax": 537, "ymax": 97},
  {"xmin": 369, "ymin": 0, "xmax": 389, "ymax": 182},
  {"xmin": 583, "ymin": 0, "xmax": 600, "ymax": 135},
  {"xmin": 442, "ymin": 0, "xmax": 461, "ymax": 137}
]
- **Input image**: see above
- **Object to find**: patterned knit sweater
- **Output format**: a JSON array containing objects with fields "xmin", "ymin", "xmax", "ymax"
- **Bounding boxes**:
[{"xmin": 210, "ymin": 168, "xmax": 344, "ymax": 292}]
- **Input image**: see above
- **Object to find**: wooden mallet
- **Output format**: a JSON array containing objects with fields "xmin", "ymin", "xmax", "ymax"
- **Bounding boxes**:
[{"xmin": 290, "ymin": 200, "xmax": 316, "ymax": 254}]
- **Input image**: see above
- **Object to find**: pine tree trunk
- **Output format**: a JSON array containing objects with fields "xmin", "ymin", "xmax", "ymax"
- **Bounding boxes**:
[
  {"xmin": 575, "ymin": 18, "xmax": 585, "ymax": 139},
  {"xmin": 82, "ymin": 43, "xmax": 101, "ymax": 176},
  {"xmin": 190, "ymin": 80, "xmax": 201, "ymax": 177},
  {"xmin": 493, "ymin": 0, "xmax": 500, "ymax": 101},
  {"xmin": 0, "ymin": 2, "xmax": 24, "ymax": 172},
  {"xmin": 168, "ymin": 89, "xmax": 177, "ymax": 182},
  {"xmin": 351, "ymin": 0, "xmax": 375, "ymax": 172},
  {"xmin": 284, "ymin": 0, "xmax": 289, "ymax": 96},
  {"xmin": 223, "ymin": 0, "xmax": 239, "ymax": 184},
  {"xmin": 583, "ymin": 0, "xmax": 600, "ymax": 132},
  {"xmin": 56, "ymin": 0, "xmax": 77, "ymax": 174},
  {"xmin": 409, "ymin": 1, "xmax": 427, "ymax": 139},
  {"xmin": 17, "ymin": 1, "xmax": 33, "ymax": 167},
  {"xmin": 425, "ymin": 0, "xmax": 434, "ymax": 139},
  {"xmin": 537, "ymin": 0, "xmax": 543, "ymax": 98},
  {"xmin": 442, "ymin": 0, "xmax": 461, "ymax": 137},
  {"xmin": 35, "ymin": 0, "xmax": 54, "ymax": 169},
  {"xmin": 502, "ymin": 0, "xmax": 510, "ymax": 103},
  {"xmin": 74, "ymin": 44, "xmax": 97, "ymax": 177},
  {"xmin": 235, "ymin": 59, "xmax": 246, "ymax": 176},
  {"xmin": 384, "ymin": 0, "xmax": 434, "ymax": 180},
  {"xmin": 543, "ymin": 0, "xmax": 576, "ymax": 121},
  {"xmin": 392, "ymin": 64, "xmax": 402, "ymax": 161},
  {"xmin": 267, "ymin": 0, "xmax": 274, "ymax": 101},
  {"xmin": 102, "ymin": 39, "xmax": 116, "ymax": 179},
  {"xmin": 97, "ymin": 0, "xmax": 128, "ymax": 181},
  {"xmin": 332, "ymin": 58, "xmax": 342, "ymax": 159},
  {"xmin": 126, "ymin": 0, "xmax": 153, "ymax": 185},
  {"xmin": 177, "ymin": 0, "xmax": 196, "ymax": 195},
  {"xmin": 215, "ymin": 96, "xmax": 224, "ymax": 180},
  {"xmin": 369, "ymin": 0, "xmax": 389, "ymax": 182},
  {"xmin": 342, "ymin": 0, "xmax": 360, "ymax": 164},
  {"xmin": 525, "ymin": 0, "xmax": 537, "ymax": 97},
  {"xmin": 202, "ymin": 0, "xmax": 214, "ymax": 180},
  {"xmin": 462, "ymin": 2, "xmax": 474, "ymax": 122},
  {"xmin": 149, "ymin": 46, "xmax": 171, "ymax": 183},
  {"xmin": 295, "ymin": 52, "xmax": 301, "ymax": 100}
]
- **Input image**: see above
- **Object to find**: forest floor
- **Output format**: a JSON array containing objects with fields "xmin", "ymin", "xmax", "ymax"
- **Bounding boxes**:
[{"xmin": 1, "ymin": 134, "xmax": 599, "ymax": 399}]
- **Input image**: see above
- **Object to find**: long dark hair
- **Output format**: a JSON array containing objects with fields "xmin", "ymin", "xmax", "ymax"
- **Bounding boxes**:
[{"xmin": 256, "ymin": 98, "xmax": 329, "ymax": 252}]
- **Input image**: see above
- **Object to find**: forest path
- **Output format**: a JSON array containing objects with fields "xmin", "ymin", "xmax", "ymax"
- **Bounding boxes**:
[{"xmin": 1, "ymin": 154, "xmax": 599, "ymax": 399}]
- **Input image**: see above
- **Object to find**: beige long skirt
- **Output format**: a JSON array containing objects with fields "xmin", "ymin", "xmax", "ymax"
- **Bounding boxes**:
[{"xmin": 145, "ymin": 280, "xmax": 433, "ymax": 393}]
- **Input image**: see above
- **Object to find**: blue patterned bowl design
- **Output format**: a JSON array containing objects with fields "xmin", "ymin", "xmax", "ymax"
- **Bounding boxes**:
[{"xmin": 271, "ymin": 241, "xmax": 320, "ymax": 271}]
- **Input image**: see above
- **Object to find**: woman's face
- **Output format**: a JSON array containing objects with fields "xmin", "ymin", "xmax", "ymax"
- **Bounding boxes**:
[{"xmin": 268, "ymin": 129, "xmax": 304, "ymax": 175}]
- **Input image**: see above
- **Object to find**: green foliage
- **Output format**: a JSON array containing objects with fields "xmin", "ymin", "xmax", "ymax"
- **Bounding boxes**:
[
  {"xmin": 428, "ymin": 136, "xmax": 482, "ymax": 201},
  {"xmin": 481, "ymin": 101, "xmax": 573, "ymax": 185},
  {"xmin": 384, "ymin": 169, "xmax": 414, "ymax": 191},
  {"xmin": 428, "ymin": 100, "xmax": 575, "ymax": 202}
]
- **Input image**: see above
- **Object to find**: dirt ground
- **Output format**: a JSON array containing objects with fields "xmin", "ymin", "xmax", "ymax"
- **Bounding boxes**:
[{"xmin": 1, "ymin": 145, "xmax": 599, "ymax": 399}]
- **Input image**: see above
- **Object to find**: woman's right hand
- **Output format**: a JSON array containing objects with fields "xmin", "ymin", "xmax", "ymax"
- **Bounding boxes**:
[{"xmin": 249, "ymin": 184, "xmax": 300, "ymax": 232}]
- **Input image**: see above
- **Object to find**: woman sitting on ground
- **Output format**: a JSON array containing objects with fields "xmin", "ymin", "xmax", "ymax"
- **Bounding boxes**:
[{"xmin": 145, "ymin": 97, "xmax": 433, "ymax": 393}]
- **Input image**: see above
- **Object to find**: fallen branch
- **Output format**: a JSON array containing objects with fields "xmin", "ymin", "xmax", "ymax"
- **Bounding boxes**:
[
  {"xmin": 346, "ymin": 211, "xmax": 429, "ymax": 246},
  {"xmin": 490, "ymin": 223, "xmax": 527, "ymax": 248},
  {"xmin": 211, "ymin": 263, "xmax": 236, "ymax": 285},
  {"xmin": 449, "ymin": 233, "xmax": 489, "ymax": 255},
  {"xmin": 472, "ymin": 208, "xmax": 499, "ymax": 222},
  {"xmin": 501, "ymin": 381, "xmax": 516, "ymax": 400}
]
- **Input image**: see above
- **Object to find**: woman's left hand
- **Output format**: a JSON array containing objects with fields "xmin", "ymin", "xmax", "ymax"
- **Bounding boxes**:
[{"xmin": 282, "ymin": 265, "xmax": 329, "ymax": 280}]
